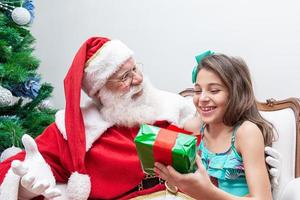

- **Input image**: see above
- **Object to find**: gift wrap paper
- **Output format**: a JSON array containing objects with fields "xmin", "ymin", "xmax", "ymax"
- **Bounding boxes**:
[{"xmin": 134, "ymin": 124, "xmax": 197, "ymax": 175}]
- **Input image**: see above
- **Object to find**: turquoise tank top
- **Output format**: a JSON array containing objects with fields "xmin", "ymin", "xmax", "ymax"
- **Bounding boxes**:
[{"xmin": 198, "ymin": 124, "xmax": 249, "ymax": 197}]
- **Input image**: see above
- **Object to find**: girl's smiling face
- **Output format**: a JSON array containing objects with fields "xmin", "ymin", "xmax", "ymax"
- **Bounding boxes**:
[{"xmin": 193, "ymin": 68, "xmax": 229, "ymax": 125}]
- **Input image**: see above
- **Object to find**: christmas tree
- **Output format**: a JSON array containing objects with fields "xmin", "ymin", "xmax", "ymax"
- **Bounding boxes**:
[{"xmin": 0, "ymin": 0, "xmax": 56, "ymax": 157}]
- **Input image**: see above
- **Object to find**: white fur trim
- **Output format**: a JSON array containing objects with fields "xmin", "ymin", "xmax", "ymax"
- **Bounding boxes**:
[
  {"xmin": 66, "ymin": 172, "xmax": 91, "ymax": 200},
  {"xmin": 82, "ymin": 40, "xmax": 134, "ymax": 97},
  {"xmin": 0, "ymin": 168, "xmax": 20, "ymax": 200},
  {"xmin": 153, "ymin": 89, "xmax": 196, "ymax": 127},
  {"xmin": 0, "ymin": 146, "xmax": 22, "ymax": 162},
  {"xmin": 55, "ymin": 101, "xmax": 113, "ymax": 151},
  {"xmin": 55, "ymin": 93, "xmax": 195, "ymax": 149}
]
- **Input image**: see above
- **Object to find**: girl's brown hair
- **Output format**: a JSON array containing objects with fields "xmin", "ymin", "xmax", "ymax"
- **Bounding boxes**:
[{"xmin": 196, "ymin": 54, "xmax": 274, "ymax": 146}]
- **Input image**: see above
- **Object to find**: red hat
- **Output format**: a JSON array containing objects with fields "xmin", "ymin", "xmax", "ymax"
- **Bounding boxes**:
[{"xmin": 63, "ymin": 37, "xmax": 133, "ymax": 199}]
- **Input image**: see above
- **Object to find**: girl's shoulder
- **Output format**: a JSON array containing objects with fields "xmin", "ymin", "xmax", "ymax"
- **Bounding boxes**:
[
  {"xmin": 236, "ymin": 120, "xmax": 261, "ymax": 137},
  {"xmin": 235, "ymin": 120, "xmax": 264, "ymax": 152}
]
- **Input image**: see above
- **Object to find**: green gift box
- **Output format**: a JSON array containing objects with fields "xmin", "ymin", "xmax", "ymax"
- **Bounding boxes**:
[{"xmin": 134, "ymin": 124, "xmax": 197, "ymax": 175}]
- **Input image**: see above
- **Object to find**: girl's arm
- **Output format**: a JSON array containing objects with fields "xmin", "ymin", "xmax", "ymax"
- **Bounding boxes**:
[
  {"xmin": 155, "ymin": 121, "xmax": 272, "ymax": 200},
  {"xmin": 236, "ymin": 121, "xmax": 272, "ymax": 199},
  {"xmin": 155, "ymin": 156, "xmax": 243, "ymax": 200}
]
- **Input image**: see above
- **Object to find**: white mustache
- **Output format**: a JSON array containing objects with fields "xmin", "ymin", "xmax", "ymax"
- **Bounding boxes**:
[{"xmin": 120, "ymin": 83, "xmax": 144, "ymax": 99}]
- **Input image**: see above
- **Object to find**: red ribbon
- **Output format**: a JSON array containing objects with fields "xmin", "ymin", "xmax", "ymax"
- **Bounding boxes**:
[
  {"xmin": 167, "ymin": 124, "xmax": 201, "ymax": 146},
  {"xmin": 153, "ymin": 128, "xmax": 178, "ymax": 166}
]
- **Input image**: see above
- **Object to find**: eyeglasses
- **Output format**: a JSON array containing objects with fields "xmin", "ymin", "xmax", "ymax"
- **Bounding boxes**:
[{"xmin": 107, "ymin": 63, "xmax": 142, "ymax": 87}]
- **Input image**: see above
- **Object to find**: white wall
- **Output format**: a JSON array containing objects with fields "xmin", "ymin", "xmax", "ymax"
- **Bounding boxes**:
[{"xmin": 31, "ymin": 0, "xmax": 300, "ymax": 109}]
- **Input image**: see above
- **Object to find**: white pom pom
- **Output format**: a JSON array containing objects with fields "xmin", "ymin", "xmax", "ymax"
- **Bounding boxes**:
[
  {"xmin": 11, "ymin": 7, "xmax": 31, "ymax": 25},
  {"xmin": 0, "ymin": 146, "xmax": 22, "ymax": 162},
  {"xmin": 0, "ymin": 86, "xmax": 13, "ymax": 106},
  {"xmin": 67, "ymin": 172, "xmax": 91, "ymax": 200}
]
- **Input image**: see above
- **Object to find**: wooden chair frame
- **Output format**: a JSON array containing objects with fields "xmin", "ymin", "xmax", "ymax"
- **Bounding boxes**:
[
  {"xmin": 179, "ymin": 88, "xmax": 300, "ymax": 178},
  {"xmin": 257, "ymin": 98, "xmax": 300, "ymax": 177}
]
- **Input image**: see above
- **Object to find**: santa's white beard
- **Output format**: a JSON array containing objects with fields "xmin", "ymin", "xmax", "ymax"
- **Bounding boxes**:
[{"xmin": 98, "ymin": 78, "xmax": 160, "ymax": 127}]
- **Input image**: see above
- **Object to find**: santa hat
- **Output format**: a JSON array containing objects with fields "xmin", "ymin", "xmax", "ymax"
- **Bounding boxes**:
[{"xmin": 63, "ymin": 37, "xmax": 133, "ymax": 199}]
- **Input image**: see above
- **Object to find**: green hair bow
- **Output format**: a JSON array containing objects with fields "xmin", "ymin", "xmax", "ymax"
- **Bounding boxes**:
[{"xmin": 192, "ymin": 50, "xmax": 214, "ymax": 83}]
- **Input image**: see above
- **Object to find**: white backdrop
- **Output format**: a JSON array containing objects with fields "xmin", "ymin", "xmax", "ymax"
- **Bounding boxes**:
[{"xmin": 31, "ymin": 0, "xmax": 300, "ymax": 108}]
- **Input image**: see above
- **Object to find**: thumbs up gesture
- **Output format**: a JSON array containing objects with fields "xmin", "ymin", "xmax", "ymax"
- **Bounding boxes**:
[{"xmin": 11, "ymin": 134, "xmax": 61, "ymax": 199}]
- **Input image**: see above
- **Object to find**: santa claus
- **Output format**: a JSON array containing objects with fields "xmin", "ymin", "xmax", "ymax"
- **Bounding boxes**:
[{"xmin": 0, "ymin": 37, "xmax": 280, "ymax": 200}]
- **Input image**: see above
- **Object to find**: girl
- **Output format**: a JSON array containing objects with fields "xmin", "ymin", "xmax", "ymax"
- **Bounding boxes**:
[{"xmin": 155, "ymin": 52, "xmax": 274, "ymax": 199}]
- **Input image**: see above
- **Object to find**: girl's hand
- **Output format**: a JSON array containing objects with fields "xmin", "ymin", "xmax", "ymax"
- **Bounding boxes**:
[{"xmin": 154, "ymin": 155, "xmax": 214, "ymax": 199}]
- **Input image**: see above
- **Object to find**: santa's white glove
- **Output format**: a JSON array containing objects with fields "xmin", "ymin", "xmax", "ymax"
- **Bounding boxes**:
[
  {"xmin": 11, "ymin": 134, "xmax": 61, "ymax": 200},
  {"xmin": 265, "ymin": 146, "xmax": 281, "ymax": 187}
]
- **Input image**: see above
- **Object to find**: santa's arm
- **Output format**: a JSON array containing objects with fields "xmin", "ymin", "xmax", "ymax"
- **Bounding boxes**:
[
  {"xmin": 178, "ymin": 96, "xmax": 196, "ymax": 128},
  {"xmin": 0, "ymin": 134, "xmax": 61, "ymax": 200},
  {"xmin": 0, "ymin": 123, "xmax": 72, "ymax": 200},
  {"xmin": 0, "ymin": 153, "xmax": 24, "ymax": 200}
]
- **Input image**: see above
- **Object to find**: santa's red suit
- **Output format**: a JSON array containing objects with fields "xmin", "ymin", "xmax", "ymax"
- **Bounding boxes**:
[
  {"xmin": 0, "ymin": 93, "xmax": 195, "ymax": 199},
  {"xmin": 0, "ymin": 37, "xmax": 196, "ymax": 199}
]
